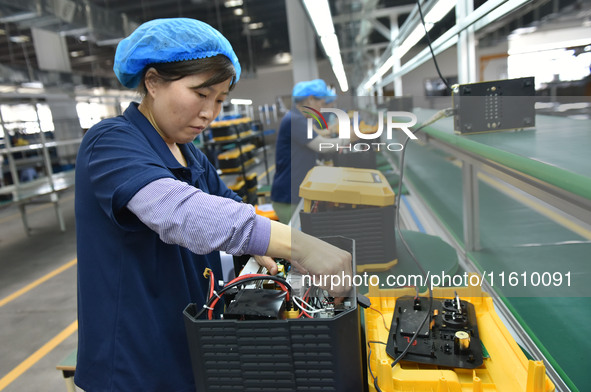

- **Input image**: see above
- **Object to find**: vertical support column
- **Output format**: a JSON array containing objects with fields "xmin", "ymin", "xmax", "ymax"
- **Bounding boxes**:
[
  {"xmin": 457, "ymin": 0, "xmax": 478, "ymax": 251},
  {"xmin": 45, "ymin": 92, "xmax": 82, "ymax": 167},
  {"xmin": 286, "ymin": 0, "xmax": 319, "ymax": 84},
  {"xmin": 390, "ymin": 15, "xmax": 403, "ymax": 96},
  {"xmin": 33, "ymin": 101, "xmax": 55, "ymax": 189},
  {"xmin": 0, "ymin": 106, "xmax": 20, "ymax": 189},
  {"xmin": 456, "ymin": 0, "xmax": 476, "ymax": 84},
  {"xmin": 33, "ymin": 101, "xmax": 66, "ymax": 232},
  {"xmin": 462, "ymin": 162, "xmax": 480, "ymax": 251},
  {"xmin": 374, "ymin": 50, "xmax": 384, "ymax": 105}
]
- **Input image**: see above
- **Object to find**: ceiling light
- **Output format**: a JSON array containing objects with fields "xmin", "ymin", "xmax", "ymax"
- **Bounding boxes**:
[
  {"xmin": 425, "ymin": 0, "xmax": 455, "ymax": 24},
  {"xmin": 302, "ymin": 0, "xmax": 348, "ymax": 92},
  {"xmin": 274, "ymin": 52, "xmax": 292, "ymax": 65},
  {"xmin": 231, "ymin": 99, "xmax": 253, "ymax": 105},
  {"xmin": 224, "ymin": 0, "xmax": 243, "ymax": 7},
  {"xmin": 9, "ymin": 35, "xmax": 30, "ymax": 43},
  {"xmin": 79, "ymin": 35, "xmax": 88, "ymax": 42},
  {"xmin": 248, "ymin": 22, "xmax": 263, "ymax": 30},
  {"xmin": 363, "ymin": 0, "xmax": 455, "ymax": 90},
  {"xmin": 233, "ymin": 8, "xmax": 244, "ymax": 16},
  {"xmin": 70, "ymin": 50, "xmax": 85, "ymax": 58},
  {"xmin": 242, "ymin": 16, "xmax": 251, "ymax": 23},
  {"xmin": 330, "ymin": 57, "xmax": 348, "ymax": 92},
  {"xmin": 321, "ymin": 34, "xmax": 340, "ymax": 58},
  {"xmin": 302, "ymin": 0, "xmax": 335, "ymax": 37},
  {"xmin": 21, "ymin": 81, "xmax": 44, "ymax": 89}
]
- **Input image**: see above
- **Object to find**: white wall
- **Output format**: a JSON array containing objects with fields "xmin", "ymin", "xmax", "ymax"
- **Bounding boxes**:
[
  {"xmin": 231, "ymin": 64, "xmax": 294, "ymax": 109},
  {"xmin": 399, "ymin": 46, "xmax": 458, "ymax": 109}
]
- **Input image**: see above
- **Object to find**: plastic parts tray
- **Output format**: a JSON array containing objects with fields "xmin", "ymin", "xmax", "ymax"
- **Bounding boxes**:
[{"xmin": 364, "ymin": 282, "xmax": 555, "ymax": 392}]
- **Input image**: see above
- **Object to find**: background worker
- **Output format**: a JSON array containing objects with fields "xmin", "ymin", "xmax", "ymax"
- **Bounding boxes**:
[
  {"xmin": 271, "ymin": 79, "xmax": 354, "ymax": 223},
  {"xmin": 75, "ymin": 18, "xmax": 351, "ymax": 392}
]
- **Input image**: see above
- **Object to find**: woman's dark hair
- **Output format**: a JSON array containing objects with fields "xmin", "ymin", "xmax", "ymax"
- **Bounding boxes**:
[{"xmin": 138, "ymin": 54, "xmax": 237, "ymax": 95}]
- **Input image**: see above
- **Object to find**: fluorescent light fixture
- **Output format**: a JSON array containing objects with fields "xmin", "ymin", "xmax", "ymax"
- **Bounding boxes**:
[
  {"xmin": 274, "ymin": 52, "xmax": 292, "ymax": 65},
  {"xmin": 321, "ymin": 34, "xmax": 340, "ymax": 58},
  {"xmin": 233, "ymin": 8, "xmax": 244, "ymax": 16},
  {"xmin": 425, "ymin": 0, "xmax": 455, "ymax": 24},
  {"xmin": 303, "ymin": 0, "xmax": 348, "ymax": 92},
  {"xmin": 363, "ymin": 0, "xmax": 455, "ymax": 90},
  {"xmin": 398, "ymin": 24, "xmax": 431, "ymax": 58},
  {"xmin": 224, "ymin": 0, "xmax": 243, "ymax": 7},
  {"xmin": 70, "ymin": 50, "xmax": 85, "ymax": 58},
  {"xmin": 302, "ymin": 0, "xmax": 335, "ymax": 37},
  {"xmin": 331, "ymin": 58, "xmax": 349, "ymax": 92},
  {"xmin": 21, "ymin": 81, "xmax": 44, "ymax": 89},
  {"xmin": 248, "ymin": 22, "xmax": 263, "ymax": 30},
  {"xmin": 231, "ymin": 99, "xmax": 253, "ymax": 105},
  {"xmin": 242, "ymin": 16, "xmax": 251, "ymax": 23},
  {"xmin": 9, "ymin": 35, "xmax": 30, "ymax": 43}
]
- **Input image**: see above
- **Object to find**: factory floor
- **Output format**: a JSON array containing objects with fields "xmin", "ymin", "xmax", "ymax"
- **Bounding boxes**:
[
  {"xmin": 0, "ymin": 189, "xmax": 80, "ymax": 392},
  {"xmin": 0, "ymin": 142, "xmax": 276, "ymax": 392}
]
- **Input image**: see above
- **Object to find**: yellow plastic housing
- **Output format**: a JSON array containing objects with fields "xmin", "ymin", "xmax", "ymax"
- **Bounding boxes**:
[
  {"xmin": 364, "ymin": 282, "xmax": 555, "ymax": 392},
  {"xmin": 299, "ymin": 166, "xmax": 395, "ymax": 209}
]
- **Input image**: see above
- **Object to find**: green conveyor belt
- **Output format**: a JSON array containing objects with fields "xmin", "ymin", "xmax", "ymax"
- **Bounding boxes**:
[
  {"xmin": 385, "ymin": 136, "xmax": 591, "ymax": 391},
  {"xmin": 413, "ymin": 108, "xmax": 591, "ymax": 201}
]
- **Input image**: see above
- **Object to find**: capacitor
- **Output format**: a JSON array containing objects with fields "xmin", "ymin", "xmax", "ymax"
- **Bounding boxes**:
[{"xmin": 454, "ymin": 330, "xmax": 470, "ymax": 352}]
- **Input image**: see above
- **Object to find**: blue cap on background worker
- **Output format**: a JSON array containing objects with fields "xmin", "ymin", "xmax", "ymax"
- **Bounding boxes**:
[{"xmin": 292, "ymin": 79, "xmax": 336, "ymax": 104}]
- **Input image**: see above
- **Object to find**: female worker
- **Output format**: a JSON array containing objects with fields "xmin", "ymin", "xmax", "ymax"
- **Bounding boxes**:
[{"xmin": 74, "ymin": 18, "xmax": 351, "ymax": 391}]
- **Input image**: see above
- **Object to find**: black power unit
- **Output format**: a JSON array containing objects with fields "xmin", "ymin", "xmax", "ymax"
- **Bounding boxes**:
[
  {"xmin": 453, "ymin": 76, "xmax": 536, "ymax": 134},
  {"xmin": 183, "ymin": 237, "xmax": 365, "ymax": 392}
]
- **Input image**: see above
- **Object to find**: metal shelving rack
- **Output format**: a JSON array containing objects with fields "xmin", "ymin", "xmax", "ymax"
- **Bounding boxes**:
[
  {"xmin": 0, "ymin": 96, "xmax": 82, "ymax": 233},
  {"xmin": 201, "ymin": 119, "xmax": 270, "ymax": 205}
]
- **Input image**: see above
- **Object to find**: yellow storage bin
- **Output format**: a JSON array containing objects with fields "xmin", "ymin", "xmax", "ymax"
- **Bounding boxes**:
[
  {"xmin": 208, "ymin": 117, "xmax": 254, "ymax": 141},
  {"xmin": 299, "ymin": 166, "xmax": 395, "ymax": 210},
  {"xmin": 364, "ymin": 282, "xmax": 555, "ymax": 392},
  {"xmin": 217, "ymin": 143, "xmax": 256, "ymax": 172},
  {"xmin": 228, "ymin": 179, "xmax": 246, "ymax": 199}
]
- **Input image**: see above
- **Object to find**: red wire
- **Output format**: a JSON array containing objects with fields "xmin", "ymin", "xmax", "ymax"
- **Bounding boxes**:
[
  {"xmin": 297, "ymin": 287, "xmax": 313, "ymax": 318},
  {"xmin": 207, "ymin": 270, "xmax": 215, "ymax": 301},
  {"xmin": 207, "ymin": 273, "xmax": 290, "ymax": 320}
]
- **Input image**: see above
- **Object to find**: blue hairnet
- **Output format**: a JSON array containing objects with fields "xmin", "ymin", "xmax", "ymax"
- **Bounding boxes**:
[
  {"xmin": 114, "ymin": 18, "xmax": 241, "ymax": 89},
  {"xmin": 325, "ymin": 87, "xmax": 337, "ymax": 103},
  {"xmin": 293, "ymin": 79, "xmax": 334, "ymax": 103}
]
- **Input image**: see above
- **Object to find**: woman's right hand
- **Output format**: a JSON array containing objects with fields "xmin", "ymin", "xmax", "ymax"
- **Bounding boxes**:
[{"xmin": 265, "ymin": 221, "xmax": 353, "ymax": 297}]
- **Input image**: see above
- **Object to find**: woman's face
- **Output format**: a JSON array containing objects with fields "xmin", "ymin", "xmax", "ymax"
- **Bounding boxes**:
[{"xmin": 149, "ymin": 71, "xmax": 231, "ymax": 145}]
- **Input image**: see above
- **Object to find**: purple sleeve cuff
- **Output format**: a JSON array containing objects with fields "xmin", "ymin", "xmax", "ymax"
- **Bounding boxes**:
[{"xmin": 244, "ymin": 215, "xmax": 271, "ymax": 256}]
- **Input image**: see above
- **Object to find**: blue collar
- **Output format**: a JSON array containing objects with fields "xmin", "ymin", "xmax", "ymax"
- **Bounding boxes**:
[
  {"xmin": 122, "ymin": 102, "xmax": 205, "ymax": 180},
  {"xmin": 123, "ymin": 102, "xmax": 201, "ymax": 169}
]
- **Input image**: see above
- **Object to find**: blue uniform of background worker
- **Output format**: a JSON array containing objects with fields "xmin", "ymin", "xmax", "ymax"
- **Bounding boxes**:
[
  {"xmin": 271, "ymin": 79, "xmax": 345, "ymax": 223},
  {"xmin": 75, "ymin": 18, "xmax": 351, "ymax": 392}
]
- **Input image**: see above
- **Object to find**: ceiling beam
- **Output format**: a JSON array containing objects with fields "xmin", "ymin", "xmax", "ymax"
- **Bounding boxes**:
[{"xmin": 332, "ymin": 4, "xmax": 415, "ymax": 24}]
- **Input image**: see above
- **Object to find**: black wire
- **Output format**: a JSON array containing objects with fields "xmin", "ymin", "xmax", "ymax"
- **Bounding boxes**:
[
  {"xmin": 367, "ymin": 341, "xmax": 387, "ymax": 392},
  {"xmin": 416, "ymin": 0, "xmax": 452, "ymax": 92},
  {"xmin": 390, "ymin": 108, "xmax": 455, "ymax": 368},
  {"xmin": 195, "ymin": 275, "xmax": 292, "ymax": 319}
]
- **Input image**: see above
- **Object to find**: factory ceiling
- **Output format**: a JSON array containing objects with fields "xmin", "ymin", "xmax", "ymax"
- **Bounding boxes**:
[{"xmin": 0, "ymin": 0, "xmax": 587, "ymax": 91}]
